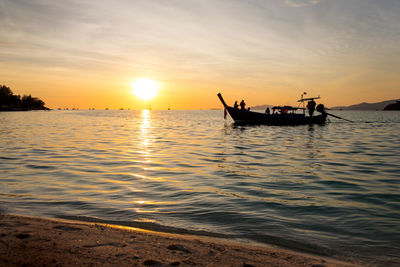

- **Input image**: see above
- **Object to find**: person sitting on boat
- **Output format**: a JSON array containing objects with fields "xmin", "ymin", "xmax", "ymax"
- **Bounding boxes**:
[
  {"xmin": 240, "ymin": 100, "xmax": 246, "ymax": 110},
  {"xmin": 234, "ymin": 101, "xmax": 239, "ymax": 109},
  {"xmin": 265, "ymin": 107, "xmax": 270, "ymax": 114},
  {"xmin": 307, "ymin": 99, "xmax": 316, "ymax": 117}
]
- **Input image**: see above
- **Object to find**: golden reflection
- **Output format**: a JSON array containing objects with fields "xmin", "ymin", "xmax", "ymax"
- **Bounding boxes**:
[
  {"xmin": 134, "ymin": 200, "xmax": 159, "ymax": 214},
  {"xmin": 139, "ymin": 109, "xmax": 152, "ymax": 165},
  {"xmin": 104, "ymin": 223, "xmax": 157, "ymax": 233},
  {"xmin": 134, "ymin": 208, "xmax": 154, "ymax": 213},
  {"xmin": 134, "ymin": 109, "xmax": 178, "ymax": 184}
]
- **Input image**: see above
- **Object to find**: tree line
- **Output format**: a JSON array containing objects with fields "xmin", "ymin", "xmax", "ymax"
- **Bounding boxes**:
[{"xmin": 0, "ymin": 85, "xmax": 49, "ymax": 111}]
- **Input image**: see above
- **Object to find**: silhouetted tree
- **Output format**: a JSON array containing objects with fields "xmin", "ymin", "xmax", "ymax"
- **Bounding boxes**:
[
  {"xmin": 0, "ymin": 85, "xmax": 13, "ymax": 105},
  {"xmin": 0, "ymin": 84, "xmax": 49, "ymax": 111}
]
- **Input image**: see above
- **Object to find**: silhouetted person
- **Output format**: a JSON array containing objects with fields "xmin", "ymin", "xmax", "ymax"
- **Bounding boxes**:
[
  {"xmin": 316, "ymin": 104, "xmax": 326, "ymax": 114},
  {"xmin": 240, "ymin": 100, "xmax": 246, "ymax": 110},
  {"xmin": 307, "ymin": 99, "xmax": 316, "ymax": 117},
  {"xmin": 234, "ymin": 101, "xmax": 238, "ymax": 109},
  {"xmin": 265, "ymin": 107, "xmax": 270, "ymax": 114}
]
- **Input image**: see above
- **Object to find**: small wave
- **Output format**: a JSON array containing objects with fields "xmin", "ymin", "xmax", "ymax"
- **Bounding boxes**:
[{"xmin": 56, "ymin": 215, "xmax": 229, "ymax": 239}]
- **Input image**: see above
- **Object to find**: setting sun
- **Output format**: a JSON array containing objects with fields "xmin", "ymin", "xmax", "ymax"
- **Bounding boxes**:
[{"xmin": 131, "ymin": 78, "xmax": 160, "ymax": 101}]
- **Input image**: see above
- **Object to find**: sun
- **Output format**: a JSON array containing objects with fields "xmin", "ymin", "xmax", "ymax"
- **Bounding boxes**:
[{"xmin": 131, "ymin": 78, "xmax": 160, "ymax": 101}]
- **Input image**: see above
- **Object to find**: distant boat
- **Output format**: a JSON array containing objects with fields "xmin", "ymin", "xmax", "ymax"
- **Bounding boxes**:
[{"xmin": 217, "ymin": 93, "xmax": 327, "ymax": 125}]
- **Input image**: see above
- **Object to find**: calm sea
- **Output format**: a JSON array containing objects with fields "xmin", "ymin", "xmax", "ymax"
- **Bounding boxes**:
[{"xmin": 1, "ymin": 110, "xmax": 399, "ymax": 265}]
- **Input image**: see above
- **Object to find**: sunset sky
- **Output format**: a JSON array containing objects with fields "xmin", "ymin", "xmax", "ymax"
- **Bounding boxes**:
[{"xmin": 1, "ymin": 0, "xmax": 399, "ymax": 109}]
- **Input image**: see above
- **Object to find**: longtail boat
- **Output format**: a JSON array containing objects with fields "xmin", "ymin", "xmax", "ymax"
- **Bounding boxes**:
[{"xmin": 217, "ymin": 93, "xmax": 328, "ymax": 125}]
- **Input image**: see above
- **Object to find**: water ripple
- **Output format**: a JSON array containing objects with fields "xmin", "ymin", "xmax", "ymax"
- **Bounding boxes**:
[{"xmin": 0, "ymin": 110, "xmax": 399, "ymax": 265}]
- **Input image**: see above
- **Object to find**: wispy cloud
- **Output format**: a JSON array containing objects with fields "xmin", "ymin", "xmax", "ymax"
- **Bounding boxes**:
[
  {"xmin": 284, "ymin": 0, "xmax": 321, "ymax": 8},
  {"xmin": 1, "ymin": 0, "xmax": 399, "ymax": 107}
]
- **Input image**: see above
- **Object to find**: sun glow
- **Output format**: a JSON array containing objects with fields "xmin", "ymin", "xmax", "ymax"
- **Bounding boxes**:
[{"xmin": 131, "ymin": 78, "xmax": 160, "ymax": 101}]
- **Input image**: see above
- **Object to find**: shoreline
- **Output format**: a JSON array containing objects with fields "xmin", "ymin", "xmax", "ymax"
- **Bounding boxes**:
[{"xmin": 0, "ymin": 214, "xmax": 361, "ymax": 266}]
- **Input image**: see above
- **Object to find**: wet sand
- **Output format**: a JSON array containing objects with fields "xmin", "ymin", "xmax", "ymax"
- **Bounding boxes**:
[{"xmin": 0, "ymin": 214, "xmax": 360, "ymax": 266}]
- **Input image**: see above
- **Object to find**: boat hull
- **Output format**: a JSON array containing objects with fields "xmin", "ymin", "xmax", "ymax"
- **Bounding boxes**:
[{"xmin": 225, "ymin": 106, "xmax": 327, "ymax": 125}]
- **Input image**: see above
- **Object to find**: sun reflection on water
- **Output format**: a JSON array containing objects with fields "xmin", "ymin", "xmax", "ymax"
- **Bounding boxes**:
[
  {"xmin": 133, "ymin": 109, "xmax": 175, "ymax": 184},
  {"xmin": 139, "ymin": 109, "xmax": 152, "ymax": 165}
]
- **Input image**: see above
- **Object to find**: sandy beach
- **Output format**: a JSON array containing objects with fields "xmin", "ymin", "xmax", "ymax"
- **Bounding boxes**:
[{"xmin": 0, "ymin": 214, "xmax": 360, "ymax": 267}]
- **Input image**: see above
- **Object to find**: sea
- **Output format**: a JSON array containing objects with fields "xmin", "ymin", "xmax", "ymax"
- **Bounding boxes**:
[{"xmin": 1, "ymin": 109, "xmax": 399, "ymax": 266}]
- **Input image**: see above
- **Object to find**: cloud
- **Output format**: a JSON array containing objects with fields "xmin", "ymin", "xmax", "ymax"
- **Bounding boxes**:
[{"xmin": 284, "ymin": 0, "xmax": 321, "ymax": 8}]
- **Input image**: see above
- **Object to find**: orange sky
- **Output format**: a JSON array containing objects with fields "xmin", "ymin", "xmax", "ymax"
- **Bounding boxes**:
[{"xmin": 1, "ymin": 0, "xmax": 399, "ymax": 110}]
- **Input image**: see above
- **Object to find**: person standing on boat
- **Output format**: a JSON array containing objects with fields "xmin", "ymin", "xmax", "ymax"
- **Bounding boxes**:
[
  {"xmin": 307, "ymin": 99, "xmax": 316, "ymax": 117},
  {"xmin": 240, "ymin": 100, "xmax": 246, "ymax": 110},
  {"xmin": 234, "ymin": 101, "xmax": 239, "ymax": 109},
  {"xmin": 265, "ymin": 107, "xmax": 270, "ymax": 114}
]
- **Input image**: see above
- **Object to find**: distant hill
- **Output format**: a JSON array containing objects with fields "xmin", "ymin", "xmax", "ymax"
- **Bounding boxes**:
[
  {"xmin": 250, "ymin": 104, "xmax": 273, "ymax": 110},
  {"xmin": 384, "ymin": 101, "xmax": 400, "ymax": 110},
  {"xmin": 330, "ymin": 99, "xmax": 400, "ymax": 110}
]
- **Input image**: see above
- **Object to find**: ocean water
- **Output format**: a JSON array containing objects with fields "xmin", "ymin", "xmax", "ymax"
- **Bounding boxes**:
[{"xmin": 1, "ymin": 110, "xmax": 399, "ymax": 265}]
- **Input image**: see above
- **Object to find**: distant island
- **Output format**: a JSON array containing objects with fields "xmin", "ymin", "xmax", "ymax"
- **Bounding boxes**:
[
  {"xmin": 250, "ymin": 104, "xmax": 273, "ymax": 110},
  {"xmin": 247, "ymin": 98, "xmax": 400, "ymax": 111},
  {"xmin": 384, "ymin": 100, "xmax": 400, "ymax": 110},
  {"xmin": 0, "ymin": 85, "xmax": 49, "ymax": 111},
  {"xmin": 330, "ymin": 99, "xmax": 399, "ymax": 110}
]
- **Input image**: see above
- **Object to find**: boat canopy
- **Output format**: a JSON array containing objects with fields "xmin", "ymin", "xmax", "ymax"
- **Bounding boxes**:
[{"xmin": 297, "ymin": 96, "xmax": 320, "ymax": 102}]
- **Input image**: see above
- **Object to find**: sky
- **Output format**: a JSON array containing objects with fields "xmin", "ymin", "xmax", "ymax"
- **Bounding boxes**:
[{"xmin": 1, "ymin": 0, "xmax": 399, "ymax": 109}]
